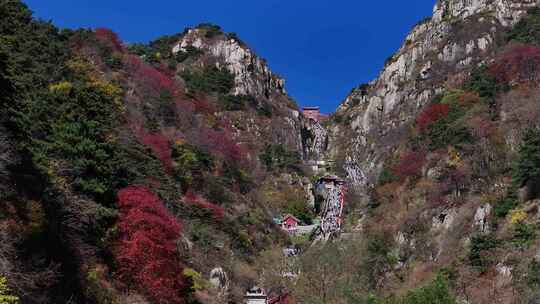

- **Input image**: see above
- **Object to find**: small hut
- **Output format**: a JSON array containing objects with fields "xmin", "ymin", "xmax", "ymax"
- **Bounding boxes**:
[{"xmin": 245, "ymin": 286, "xmax": 268, "ymax": 304}]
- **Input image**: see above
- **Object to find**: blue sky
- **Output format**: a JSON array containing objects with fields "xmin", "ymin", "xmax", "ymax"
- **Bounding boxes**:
[{"xmin": 25, "ymin": 0, "xmax": 436, "ymax": 113}]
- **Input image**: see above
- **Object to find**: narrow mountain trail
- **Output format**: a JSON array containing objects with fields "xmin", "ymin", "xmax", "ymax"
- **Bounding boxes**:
[{"xmin": 313, "ymin": 179, "xmax": 346, "ymax": 242}]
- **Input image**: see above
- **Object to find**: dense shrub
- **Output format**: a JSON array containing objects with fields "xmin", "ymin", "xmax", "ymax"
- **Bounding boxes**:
[
  {"xmin": 182, "ymin": 268, "xmax": 209, "ymax": 292},
  {"xmin": 197, "ymin": 127, "xmax": 246, "ymax": 163},
  {"xmin": 528, "ymin": 259, "xmax": 540, "ymax": 289},
  {"xmin": 512, "ymin": 222, "xmax": 536, "ymax": 248},
  {"xmin": 514, "ymin": 128, "xmax": 540, "ymax": 187},
  {"xmin": 256, "ymin": 101, "xmax": 274, "ymax": 117},
  {"xmin": 175, "ymin": 45, "xmax": 203, "ymax": 63},
  {"xmin": 0, "ymin": 50, "xmax": 11, "ymax": 103},
  {"xmin": 493, "ymin": 194, "xmax": 518, "ymax": 218},
  {"xmin": 222, "ymin": 162, "xmax": 253, "ymax": 194},
  {"xmin": 115, "ymin": 186, "xmax": 187, "ymax": 304},
  {"xmin": 506, "ymin": 7, "xmax": 540, "ymax": 45},
  {"xmin": 125, "ymin": 54, "xmax": 178, "ymax": 97},
  {"xmin": 464, "ymin": 66, "xmax": 501, "ymax": 102},
  {"xmin": 260, "ymin": 144, "xmax": 302, "ymax": 172},
  {"xmin": 126, "ymin": 43, "xmax": 154, "ymax": 61},
  {"xmin": 283, "ymin": 200, "xmax": 315, "ymax": 225},
  {"xmin": 203, "ymin": 176, "xmax": 234, "ymax": 205},
  {"xmin": 488, "ymin": 44, "xmax": 540, "ymax": 85},
  {"xmin": 190, "ymin": 222, "xmax": 216, "ymax": 249},
  {"xmin": 148, "ymin": 34, "xmax": 182, "ymax": 59},
  {"xmin": 419, "ymin": 103, "xmax": 472, "ymax": 150},
  {"xmin": 181, "ymin": 66, "xmax": 235, "ymax": 94},
  {"xmin": 18, "ymin": 78, "xmax": 136, "ymax": 201},
  {"xmin": 416, "ymin": 103, "xmax": 450, "ymax": 133},
  {"xmin": 85, "ymin": 265, "xmax": 118, "ymax": 304},
  {"xmin": 399, "ymin": 274, "xmax": 455, "ymax": 304},
  {"xmin": 184, "ymin": 191, "xmax": 225, "ymax": 221},
  {"xmin": 392, "ymin": 150, "xmax": 426, "ymax": 179},
  {"xmin": 362, "ymin": 274, "xmax": 456, "ymax": 304},
  {"xmin": 363, "ymin": 234, "xmax": 397, "ymax": 289},
  {"xmin": 0, "ymin": 0, "xmax": 68, "ymax": 95},
  {"xmin": 94, "ymin": 28, "xmax": 123, "ymax": 52},
  {"xmin": 378, "ymin": 165, "xmax": 399, "ymax": 185},
  {"xmin": 197, "ymin": 23, "xmax": 223, "ymax": 38},
  {"xmin": 92, "ymin": 28, "xmax": 124, "ymax": 69},
  {"xmin": 172, "ymin": 143, "xmax": 214, "ymax": 191},
  {"xmin": 468, "ymin": 234, "xmax": 499, "ymax": 273},
  {"xmin": 221, "ymin": 94, "xmax": 256, "ymax": 111},
  {"xmin": 138, "ymin": 131, "xmax": 173, "ymax": 172},
  {"xmin": 128, "ymin": 33, "xmax": 182, "ymax": 64}
]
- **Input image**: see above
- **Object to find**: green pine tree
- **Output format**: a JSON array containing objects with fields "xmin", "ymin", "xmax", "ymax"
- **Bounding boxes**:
[{"xmin": 514, "ymin": 128, "xmax": 540, "ymax": 186}]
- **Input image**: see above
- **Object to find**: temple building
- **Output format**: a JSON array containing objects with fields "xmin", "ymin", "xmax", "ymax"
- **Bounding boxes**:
[
  {"xmin": 302, "ymin": 106, "xmax": 321, "ymax": 122},
  {"xmin": 245, "ymin": 286, "xmax": 268, "ymax": 304}
]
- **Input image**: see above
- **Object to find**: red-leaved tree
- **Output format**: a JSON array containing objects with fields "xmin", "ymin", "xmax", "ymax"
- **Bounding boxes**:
[
  {"xmin": 488, "ymin": 44, "xmax": 540, "ymax": 85},
  {"xmin": 184, "ymin": 191, "xmax": 225, "ymax": 221},
  {"xmin": 416, "ymin": 103, "xmax": 450, "ymax": 133},
  {"xmin": 427, "ymin": 180, "xmax": 450, "ymax": 206},
  {"xmin": 125, "ymin": 55, "xmax": 178, "ymax": 97},
  {"xmin": 95, "ymin": 28, "xmax": 124, "ymax": 52},
  {"xmin": 138, "ymin": 130, "xmax": 173, "ymax": 172},
  {"xmin": 115, "ymin": 186, "xmax": 186, "ymax": 304},
  {"xmin": 197, "ymin": 127, "xmax": 246, "ymax": 163},
  {"xmin": 393, "ymin": 150, "xmax": 426, "ymax": 179},
  {"xmin": 192, "ymin": 94, "xmax": 217, "ymax": 115}
]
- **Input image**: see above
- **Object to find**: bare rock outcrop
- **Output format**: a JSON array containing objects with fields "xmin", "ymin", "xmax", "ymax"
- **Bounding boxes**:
[{"xmin": 330, "ymin": 0, "xmax": 539, "ymax": 192}]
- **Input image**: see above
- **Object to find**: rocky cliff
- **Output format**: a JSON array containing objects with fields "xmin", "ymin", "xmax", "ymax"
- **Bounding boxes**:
[
  {"xmin": 169, "ymin": 25, "xmax": 325, "ymax": 161},
  {"xmin": 330, "ymin": 0, "xmax": 539, "ymax": 192},
  {"xmin": 173, "ymin": 28, "xmax": 286, "ymax": 99},
  {"xmin": 4, "ymin": 1, "xmax": 540, "ymax": 303}
]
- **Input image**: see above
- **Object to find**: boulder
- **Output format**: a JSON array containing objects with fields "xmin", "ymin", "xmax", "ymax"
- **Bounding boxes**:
[{"xmin": 209, "ymin": 267, "xmax": 229, "ymax": 292}]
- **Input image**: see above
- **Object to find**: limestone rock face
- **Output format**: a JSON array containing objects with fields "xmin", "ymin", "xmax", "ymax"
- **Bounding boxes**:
[
  {"xmin": 432, "ymin": 208, "xmax": 458, "ymax": 231},
  {"xmin": 302, "ymin": 119, "xmax": 329, "ymax": 161},
  {"xmin": 173, "ymin": 28, "xmax": 286, "ymax": 99},
  {"xmin": 473, "ymin": 204, "xmax": 492, "ymax": 233},
  {"xmin": 209, "ymin": 267, "xmax": 229, "ymax": 293},
  {"xmin": 171, "ymin": 27, "xmax": 322, "ymax": 163},
  {"xmin": 330, "ymin": 0, "xmax": 539, "ymax": 192},
  {"xmin": 433, "ymin": 0, "xmax": 537, "ymax": 26}
]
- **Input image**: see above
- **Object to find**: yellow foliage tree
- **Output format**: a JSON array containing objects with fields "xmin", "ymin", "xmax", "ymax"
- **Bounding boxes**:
[
  {"xmin": 183, "ymin": 268, "xmax": 209, "ymax": 291},
  {"xmin": 447, "ymin": 146, "xmax": 462, "ymax": 167},
  {"xmin": 509, "ymin": 209, "xmax": 527, "ymax": 225},
  {"xmin": 49, "ymin": 81, "xmax": 73, "ymax": 94},
  {"xmin": 0, "ymin": 276, "xmax": 19, "ymax": 304}
]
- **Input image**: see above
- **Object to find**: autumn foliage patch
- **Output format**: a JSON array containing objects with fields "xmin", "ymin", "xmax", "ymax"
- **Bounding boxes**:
[
  {"xmin": 488, "ymin": 44, "xmax": 540, "ymax": 85},
  {"xmin": 138, "ymin": 130, "xmax": 173, "ymax": 172},
  {"xmin": 115, "ymin": 186, "xmax": 187, "ymax": 304},
  {"xmin": 125, "ymin": 54, "xmax": 178, "ymax": 97},
  {"xmin": 393, "ymin": 150, "xmax": 426, "ymax": 179},
  {"xmin": 95, "ymin": 28, "xmax": 124, "ymax": 52},
  {"xmin": 416, "ymin": 103, "xmax": 450, "ymax": 133},
  {"xmin": 198, "ymin": 127, "xmax": 246, "ymax": 163},
  {"xmin": 184, "ymin": 191, "xmax": 225, "ymax": 221}
]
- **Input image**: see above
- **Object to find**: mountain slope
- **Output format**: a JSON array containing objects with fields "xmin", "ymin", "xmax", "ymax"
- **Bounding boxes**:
[
  {"xmin": 4, "ymin": 0, "xmax": 540, "ymax": 304},
  {"xmin": 0, "ymin": 3, "xmax": 315, "ymax": 303},
  {"xmin": 330, "ymin": 0, "xmax": 538, "ymax": 192}
]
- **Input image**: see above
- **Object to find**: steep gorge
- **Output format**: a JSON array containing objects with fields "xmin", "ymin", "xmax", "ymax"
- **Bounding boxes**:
[{"xmin": 2, "ymin": 0, "xmax": 540, "ymax": 303}]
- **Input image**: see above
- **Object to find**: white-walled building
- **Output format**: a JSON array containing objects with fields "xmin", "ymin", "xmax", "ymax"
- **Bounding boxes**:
[{"xmin": 245, "ymin": 286, "xmax": 268, "ymax": 304}]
